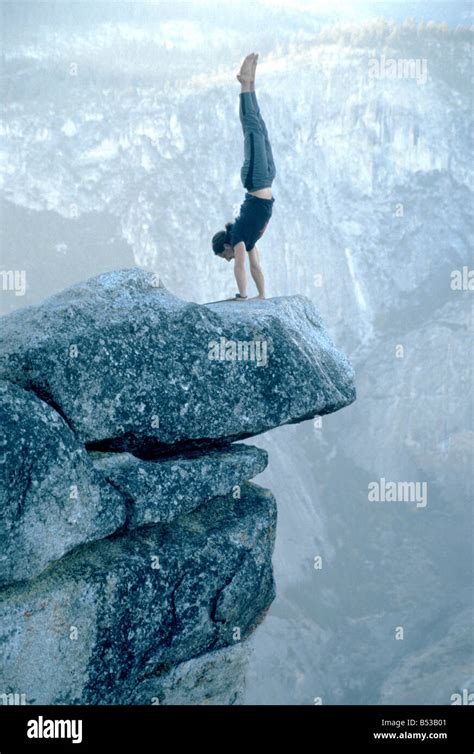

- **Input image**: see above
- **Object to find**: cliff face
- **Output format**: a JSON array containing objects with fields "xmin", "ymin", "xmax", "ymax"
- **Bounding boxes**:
[{"xmin": 0, "ymin": 268, "xmax": 355, "ymax": 704}]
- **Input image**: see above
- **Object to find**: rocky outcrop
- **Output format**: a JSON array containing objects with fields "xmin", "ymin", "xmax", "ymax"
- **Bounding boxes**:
[
  {"xmin": 0, "ymin": 268, "xmax": 356, "ymax": 704},
  {"xmin": 0, "ymin": 267, "xmax": 355, "ymax": 453},
  {"xmin": 129, "ymin": 642, "xmax": 251, "ymax": 705},
  {"xmin": 0, "ymin": 380, "xmax": 126, "ymax": 588},
  {"xmin": 90, "ymin": 443, "xmax": 268, "ymax": 527},
  {"xmin": 0, "ymin": 482, "xmax": 276, "ymax": 704}
]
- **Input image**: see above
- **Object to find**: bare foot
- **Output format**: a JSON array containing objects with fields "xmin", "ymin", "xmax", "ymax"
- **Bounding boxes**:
[
  {"xmin": 250, "ymin": 53, "xmax": 259, "ymax": 90},
  {"xmin": 236, "ymin": 53, "xmax": 255, "ymax": 90}
]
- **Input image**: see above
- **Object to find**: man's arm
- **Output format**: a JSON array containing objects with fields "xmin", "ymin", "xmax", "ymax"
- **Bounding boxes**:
[
  {"xmin": 233, "ymin": 242, "xmax": 248, "ymax": 298},
  {"xmin": 248, "ymin": 245, "xmax": 266, "ymax": 299}
]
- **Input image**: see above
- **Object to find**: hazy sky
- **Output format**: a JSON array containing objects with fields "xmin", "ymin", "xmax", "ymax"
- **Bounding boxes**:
[
  {"xmin": 253, "ymin": 0, "xmax": 471, "ymax": 23},
  {"xmin": 2, "ymin": 0, "xmax": 472, "ymax": 30}
]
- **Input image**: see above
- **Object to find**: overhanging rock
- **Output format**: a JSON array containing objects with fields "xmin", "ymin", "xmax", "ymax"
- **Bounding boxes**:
[
  {"xmin": 0, "ymin": 267, "xmax": 356, "ymax": 454},
  {"xmin": 90, "ymin": 443, "xmax": 268, "ymax": 527}
]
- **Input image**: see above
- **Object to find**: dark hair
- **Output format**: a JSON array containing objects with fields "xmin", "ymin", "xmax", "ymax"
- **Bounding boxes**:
[{"xmin": 212, "ymin": 222, "xmax": 233, "ymax": 255}]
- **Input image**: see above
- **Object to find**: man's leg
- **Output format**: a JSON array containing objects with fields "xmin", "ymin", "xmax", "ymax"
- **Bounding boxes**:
[
  {"xmin": 239, "ymin": 93, "xmax": 270, "ymax": 191},
  {"xmin": 249, "ymin": 92, "xmax": 276, "ymax": 185},
  {"xmin": 237, "ymin": 54, "xmax": 272, "ymax": 191},
  {"xmin": 250, "ymin": 54, "xmax": 276, "ymax": 185}
]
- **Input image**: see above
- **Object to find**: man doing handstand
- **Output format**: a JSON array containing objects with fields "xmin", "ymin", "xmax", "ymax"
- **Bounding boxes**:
[{"xmin": 211, "ymin": 52, "xmax": 276, "ymax": 301}]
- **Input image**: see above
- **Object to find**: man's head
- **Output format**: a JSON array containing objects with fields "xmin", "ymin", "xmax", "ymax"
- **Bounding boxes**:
[{"xmin": 212, "ymin": 225, "xmax": 235, "ymax": 261}]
